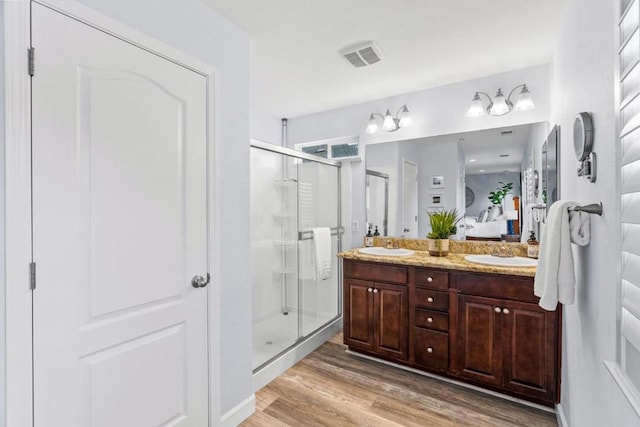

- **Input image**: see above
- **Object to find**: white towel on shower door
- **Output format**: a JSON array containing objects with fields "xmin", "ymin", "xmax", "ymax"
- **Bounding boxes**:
[{"xmin": 312, "ymin": 227, "xmax": 332, "ymax": 281}]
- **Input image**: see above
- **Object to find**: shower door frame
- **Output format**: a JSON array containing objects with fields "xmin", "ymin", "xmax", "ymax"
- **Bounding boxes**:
[{"xmin": 250, "ymin": 139, "xmax": 343, "ymax": 373}]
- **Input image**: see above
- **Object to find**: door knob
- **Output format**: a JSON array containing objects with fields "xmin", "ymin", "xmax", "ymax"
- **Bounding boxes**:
[
  {"xmin": 373, "ymin": 289, "xmax": 379, "ymax": 293},
  {"xmin": 502, "ymin": 308, "xmax": 510, "ymax": 315},
  {"xmin": 368, "ymin": 288, "xmax": 373, "ymax": 293},
  {"xmin": 494, "ymin": 307, "xmax": 501, "ymax": 313},
  {"xmin": 191, "ymin": 274, "xmax": 209, "ymax": 288}
]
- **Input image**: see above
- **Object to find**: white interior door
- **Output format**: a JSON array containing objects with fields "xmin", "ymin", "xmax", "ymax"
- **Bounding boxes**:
[
  {"xmin": 403, "ymin": 160, "xmax": 418, "ymax": 238},
  {"xmin": 32, "ymin": 4, "xmax": 209, "ymax": 426}
]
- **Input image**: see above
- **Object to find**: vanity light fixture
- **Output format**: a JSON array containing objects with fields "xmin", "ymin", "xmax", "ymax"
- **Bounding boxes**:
[
  {"xmin": 366, "ymin": 105, "xmax": 412, "ymax": 134},
  {"xmin": 466, "ymin": 84, "xmax": 534, "ymax": 117}
]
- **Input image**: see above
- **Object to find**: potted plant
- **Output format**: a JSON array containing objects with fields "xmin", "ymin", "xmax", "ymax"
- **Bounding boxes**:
[
  {"xmin": 488, "ymin": 181, "xmax": 513, "ymax": 207},
  {"xmin": 426, "ymin": 209, "xmax": 460, "ymax": 257}
]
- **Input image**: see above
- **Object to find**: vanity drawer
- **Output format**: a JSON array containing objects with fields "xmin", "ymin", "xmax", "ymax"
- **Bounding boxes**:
[
  {"xmin": 414, "ymin": 328, "xmax": 449, "ymax": 371},
  {"xmin": 415, "ymin": 308, "xmax": 449, "ymax": 331},
  {"xmin": 415, "ymin": 268, "xmax": 449, "ymax": 290},
  {"xmin": 415, "ymin": 288, "xmax": 449, "ymax": 311},
  {"xmin": 344, "ymin": 261, "xmax": 408, "ymax": 284},
  {"xmin": 453, "ymin": 271, "xmax": 536, "ymax": 304}
]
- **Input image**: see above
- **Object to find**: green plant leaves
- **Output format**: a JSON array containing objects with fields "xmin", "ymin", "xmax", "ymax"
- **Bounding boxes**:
[
  {"xmin": 426, "ymin": 208, "xmax": 461, "ymax": 239},
  {"xmin": 488, "ymin": 181, "xmax": 513, "ymax": 206}
]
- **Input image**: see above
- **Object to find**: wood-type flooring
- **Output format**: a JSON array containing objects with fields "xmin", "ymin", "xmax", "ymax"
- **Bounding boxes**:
[{"xmin": 241, "ymin": 332, "xmax": 557, "ymax": 427}]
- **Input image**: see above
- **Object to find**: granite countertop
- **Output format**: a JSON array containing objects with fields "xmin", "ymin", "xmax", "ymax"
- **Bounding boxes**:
[{"xmin": 338, "ymin": 248, "xmax": 537, "ymax": 278}]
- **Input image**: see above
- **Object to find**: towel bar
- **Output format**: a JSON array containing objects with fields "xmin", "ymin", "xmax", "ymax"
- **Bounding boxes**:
[
  {"xmin": 298, "ymin": 226, "xmax": 344, "ymax": 241},
  {"xmin": 568, "ymin": 202, "xmax": 603, "ymax": 216}
]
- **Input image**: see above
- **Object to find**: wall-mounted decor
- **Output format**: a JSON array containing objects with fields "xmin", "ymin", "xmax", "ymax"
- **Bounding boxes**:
[
  {"xmin": 429, "ymin": 192, "xmax": 444, "ymax": 207},
  {"xmin": 429, "ymin": 175, "xmax": 445, "ymax": 188},
  {"xmin": 465, "ymin": 187, "xmax": 475, "ymax": 208},
  {"xmin": 574, "ymin": 112, "xmax": 596, "ymax": 183}
]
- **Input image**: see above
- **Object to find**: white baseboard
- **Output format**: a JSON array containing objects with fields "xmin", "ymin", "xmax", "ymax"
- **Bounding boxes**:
[
  {"xmin": 219, "ymin": 394, "xmax": 255, "ymax": 427},
  {"xmin": 252, "ymin": 318, "xmax": 342, "ymax": 391},
  {"xmin": 556, "ymin": 403, "xmax": 568, "ymax": 427}
]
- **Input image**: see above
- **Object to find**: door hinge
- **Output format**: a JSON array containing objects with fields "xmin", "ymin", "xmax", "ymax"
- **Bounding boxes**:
[
  {"xmin": 28, "ymin": 47, "xmax": 35, "ymax": 76},
  {"xmin": 29, "ymin": 262, "xmax": 36, "ymax": 290}
]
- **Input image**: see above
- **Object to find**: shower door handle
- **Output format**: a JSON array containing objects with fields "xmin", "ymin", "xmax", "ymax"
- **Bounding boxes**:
[{"xmin": 191, "ymin": 274, "xmax": 210, "ymax": 288}]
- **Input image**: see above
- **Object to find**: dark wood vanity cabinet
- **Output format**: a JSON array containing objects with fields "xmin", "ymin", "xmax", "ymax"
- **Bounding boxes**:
[
  {"xmin": 455, "ymin": 271, "xmax": 560, "ymax": 405},
  {"xmin": 343, "ymin": 261, "xmax": 408, "ymax": 362},
  {"xmin": 342, "ymin": 259, "xmax": 560, "ymax": 407},
  {"xmin": 412, "ymin": 267, "xmax": 451, "ymax": 372}
]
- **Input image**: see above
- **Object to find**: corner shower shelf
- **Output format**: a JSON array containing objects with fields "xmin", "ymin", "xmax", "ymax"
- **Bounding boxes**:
[
  {"xmin": 274, "ymin": 179, "xmax": 297, "ymax": 188},
  {"xmin": 272, "ymin": 239, "xmax": 296, "ymax": 248},
  {"xmin": 273, "ymin": 267, "xmax": 296, "ymax": 275}
]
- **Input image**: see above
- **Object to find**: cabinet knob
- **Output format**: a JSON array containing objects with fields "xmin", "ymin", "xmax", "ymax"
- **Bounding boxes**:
[
  {"xmin": 427, "ymin": 297, "xmax": 434, "ymax": 303},
  {"xmin": 494, "ymin": 307, "xmax": 501, "ymax": 313},
  {"xmin": 368, "ymin": 288, "xmax": 373, "ymax": 293},
  {"xmin": 427, "ymin": 276, "xmax": 433, "ymax": 283},
  {"xmin": 427, "ymin": 347, "xmax": 433, "ymax": 353},
  {"xmin": 373, "ymin": 289, "xmax": 379, "ymax": 294},
  {"xmin": 503, "ymin": 308, "xmax": 510, "ymax": 314},
  {"xmin": 427, "ymin": 317, "xmax": 433, "ymax": 323}
]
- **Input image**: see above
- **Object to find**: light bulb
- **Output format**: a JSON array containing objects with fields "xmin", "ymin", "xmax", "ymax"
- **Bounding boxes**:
[
  {"xmin": 466, "ymin": 93, "xmax": 485, "ymax": 117},
  {"xmin": 398, "ymin": 105, "xmax": 413, "ymax": 127},
  {"xmin": 366, "ymin": 114, "xmax": 379, "ymax": 134},
  {"xmin": 489, "ymin": 89, "xmax": 510, "ymax": 116},
  {"xmin": 382, "ymin": 110, "xmax": 397, "ymax": 131},
  {"xmin": 515, "ymin": 85, "xmax": 535, "ymax": 111}
]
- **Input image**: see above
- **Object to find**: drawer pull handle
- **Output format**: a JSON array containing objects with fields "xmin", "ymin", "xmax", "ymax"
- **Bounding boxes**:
[
  {"xmin": 427, "ymin": 347, "xmax": 433, "ymax": 353},
  {"xmin": 373, "ymin": 289, "xmax": 379, "ymax": 294},
  {"xmin": 503, "ymin": 308, "xmax": 510, "ymax": 314},
  {"xmin": 427, "ymin": 317, "xmax": 433, "ymax": 323},
  {"xmin": 427, "ymin": 276, "xmax": 433, "ymax": 282},
  {"xmin": 368, "ymin": 288, "xmax": 373, "ymax": 293},
  {"xmin": 494, "ymin": 307, "xmax": 501, "ymax": 313},
  {"xmin": 427, "ymin": 297, "xmax": 434, "ymax": 303}
]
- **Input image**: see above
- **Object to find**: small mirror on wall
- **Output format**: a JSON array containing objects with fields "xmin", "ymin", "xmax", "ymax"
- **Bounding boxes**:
[{"xmin": 543, "ymin": 125, "xmax": 560, "ymax": 208}]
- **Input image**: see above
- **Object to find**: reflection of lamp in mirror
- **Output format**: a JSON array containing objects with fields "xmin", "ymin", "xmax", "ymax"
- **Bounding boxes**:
[
  {"xmin": 466, "ymin": 84, "xmax": 535, "ymax": 117},
  {"xmin": 504, "ymin": 210, "xmax": 519, "ymax": 235},
  {"xmin": 366, "ymin": 105, "xmax": 412, "ymax": 134}
]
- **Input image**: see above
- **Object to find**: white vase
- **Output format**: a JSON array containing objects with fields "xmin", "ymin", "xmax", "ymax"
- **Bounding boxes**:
[{"xmin": 427, "ymin": 238, "xmax": 450, "ymax": 257}]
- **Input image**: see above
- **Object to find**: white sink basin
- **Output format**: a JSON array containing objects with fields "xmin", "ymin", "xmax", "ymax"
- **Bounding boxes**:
[
  {"xmin": 464, "ymin": 254, "xmax": 538, "ymax": 268},
  {"xmin": 358, "ymin": 247, "xmax": 415, "ymax": 257}
]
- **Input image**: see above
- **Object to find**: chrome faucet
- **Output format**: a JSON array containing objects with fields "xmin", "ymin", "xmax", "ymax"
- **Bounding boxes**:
[{"xmin": 492, "ymin": 244, "xmax": 514, "ymax": 258}]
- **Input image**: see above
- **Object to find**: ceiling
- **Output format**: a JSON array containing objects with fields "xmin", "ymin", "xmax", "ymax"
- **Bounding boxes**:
[
  {"xmin": 201, "ymin": 0, "xmax": 565, "ymax": 118},
  {"xmin": 457, "ymin": 124, "xmax": 533, "ymax": 175}
]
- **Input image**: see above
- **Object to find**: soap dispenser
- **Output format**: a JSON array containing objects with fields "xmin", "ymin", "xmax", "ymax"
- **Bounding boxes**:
[
  {"xmin": 373, "ymin": 226, "xmax": 380, "ymax": 236},
  {"xmin": 527, "ymin": 231, "xmax": 539, "ymax": 259},
  {"xmin": 364, "ymin": 226, "xmax": 374, "ymax": 247}
]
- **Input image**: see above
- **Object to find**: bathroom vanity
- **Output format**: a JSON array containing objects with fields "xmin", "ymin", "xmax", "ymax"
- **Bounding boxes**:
[{"xmin": 341, "ymin": 249, "xmax": 560, "ymax": 407}]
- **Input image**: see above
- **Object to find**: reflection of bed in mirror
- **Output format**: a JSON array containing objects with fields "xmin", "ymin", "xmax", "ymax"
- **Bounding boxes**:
[{"xmin": 463, "ymin": 215, "xmax": 507, "ymax": 241}]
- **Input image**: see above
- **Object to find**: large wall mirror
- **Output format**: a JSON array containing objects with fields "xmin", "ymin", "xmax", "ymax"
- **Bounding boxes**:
[
  {"xmin": 365, "ymin": 169, "xmax": 389, "ymax": 236},
  {"xmin": 364, "ymin": 121, "xmax": 556, "ymax": 242}
]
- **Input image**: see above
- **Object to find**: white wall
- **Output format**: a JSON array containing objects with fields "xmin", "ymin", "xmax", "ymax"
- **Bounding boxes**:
[
  {"xmin": 285, "ymin": 64, "xmax": 550, "ymax": 247},
  {"xmin": 552, "ymin": 0, "xmax": 639, "ymax": 425},
  {"xmin": 416, "ymin": 141, "xmax": 462, "ymax": 238},
  {"xmin": 0, "ymin": 2, "xmax": 6, "ymax": 422},
  {"xmin": 67, "ymin": 0, "xmax": 253, "ymax": 417},
  {"xmin": 252, "ymin": 109, "xmax": 283, "ymax": 146}
]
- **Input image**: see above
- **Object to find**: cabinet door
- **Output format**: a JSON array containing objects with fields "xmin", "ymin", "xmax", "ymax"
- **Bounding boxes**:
[
  {"xmin": 344, "ymin": 279, "xmax": 374, "ymax": 351},
  {"xmin": 502, "ymin": 300, "xmax": 559, "ymax": 403},
  {"xmin": 457, "ymin": 294, "xmax": 503, "ymax": 386},
  {"xmin": 374, "ymin": 282, "xmax": 408, "ymax": 361}
]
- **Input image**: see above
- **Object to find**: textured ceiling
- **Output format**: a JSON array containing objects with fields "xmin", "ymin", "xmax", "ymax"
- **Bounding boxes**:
[{"xmin": 202, "ymin": 0, "xmax": 565, "ymax": 118}]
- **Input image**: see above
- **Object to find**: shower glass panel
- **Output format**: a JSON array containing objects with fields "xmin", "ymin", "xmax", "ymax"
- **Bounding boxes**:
[
  {"xmin": 297, "ymin": 161, "xmax": 340, "ymax": 337},
  {"xmin": 250, "ymin": 141, "xmax": 342, "ymax": 372}
]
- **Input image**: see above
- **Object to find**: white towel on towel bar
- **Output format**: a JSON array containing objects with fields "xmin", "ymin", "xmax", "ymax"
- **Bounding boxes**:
[
  {"xmin": 312, "ymin": 227, "xmax": 332, "ymax": 281},
  {"xmin": 569, "ymin": 210, "xmax": 590, "ymax": 246},
  {"xmin": 534, "ymin": 201, "xmax": 579, "ymax": 311}
]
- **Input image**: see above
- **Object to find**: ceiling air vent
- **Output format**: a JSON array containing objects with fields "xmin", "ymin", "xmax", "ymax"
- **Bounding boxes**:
[{"xmin": 339, "ymin": 41, "xmax": 383, "ymax": 68}]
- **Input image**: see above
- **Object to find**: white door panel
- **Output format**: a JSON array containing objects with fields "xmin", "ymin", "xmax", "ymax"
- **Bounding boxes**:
[{"xmin": 32, "ymin": 4, "xmax": 209, "ymax": 426}]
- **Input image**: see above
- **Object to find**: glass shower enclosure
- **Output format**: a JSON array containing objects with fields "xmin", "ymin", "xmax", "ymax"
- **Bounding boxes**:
[{"xmin": 250, "ymin": 140, "xmax": 342, "ymax": 372}]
